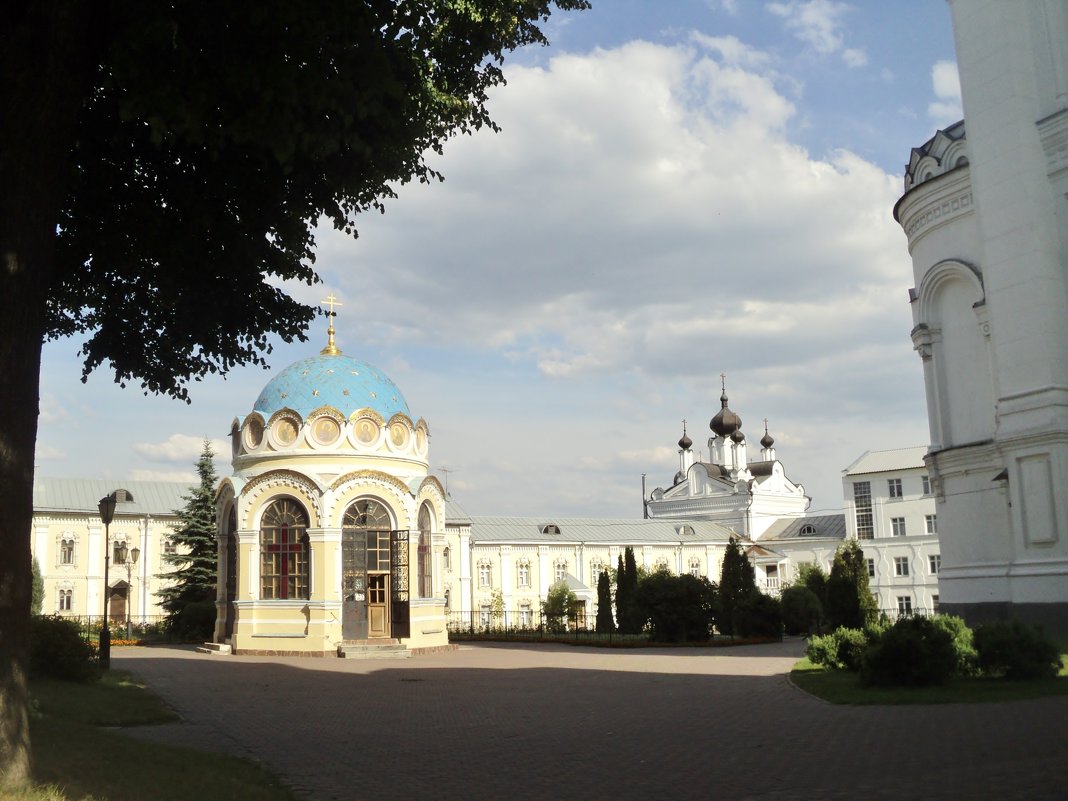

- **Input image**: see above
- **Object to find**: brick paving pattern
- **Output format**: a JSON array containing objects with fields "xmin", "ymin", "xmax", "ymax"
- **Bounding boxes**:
[{"xmin": 115, "ymin": 640, "xmax": 1068, "ymax": 801}]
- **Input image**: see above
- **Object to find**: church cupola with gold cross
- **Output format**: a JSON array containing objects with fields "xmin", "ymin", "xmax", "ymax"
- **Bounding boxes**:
[{"xmin": 229, "ymin": 295, "xmax": 430, "ymax": 480}]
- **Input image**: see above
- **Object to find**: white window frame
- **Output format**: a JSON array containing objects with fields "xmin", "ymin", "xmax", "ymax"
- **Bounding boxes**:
[
  {"xmin": 894, "ymin": 556, "xmax": 910, "ymax": 577},
  {"xmin": 888, "ymin": 478, "xmax": 903, "ymax": 499},
  {"xmin": 478, "ymin": 561, "xmax": 492, "ymax": 588},
  {"xmin": 922, "ymin": 475, "xmax": 932, "ymax": 495},
  {"xmin": 554, "ymin": 560, "xmax": 568, "ymax": 583},
  {"xmin": 897, "ymin": 595, "xmax": 912, "ymax": 615},
  {"xmin": 517, "ymin": 560, "xmax": 530, "ymax": 588},
  {"xmin": 925, "ymin": 514, "xmax": 938, "ymax": 535},
  {"xmin": 689, "ymin": 558, "xmax": 701, "ymax": 577},
  {"xmin": 929, "ymin": 554, "xmax": 941, "ymax": 574},
  {"xmin": 891, "ymin": 517, "xmax": 906, "ymax": 537},
  {"xmin": 866, "ymin": 558, "xmax": 875, "ymax": 578}
]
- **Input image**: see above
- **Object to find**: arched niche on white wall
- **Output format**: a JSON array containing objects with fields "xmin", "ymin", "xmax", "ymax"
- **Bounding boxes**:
[{"xmin": 915, "ymin": 259, "xmax": 996, "ymax": 448}]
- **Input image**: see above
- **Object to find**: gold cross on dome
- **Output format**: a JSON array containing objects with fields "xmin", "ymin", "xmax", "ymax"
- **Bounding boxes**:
[
  {"xmin": 320, "ymin": 293, "xmax": 344, "ymax": 355},
  {"xmin": 322, "ymin": 293, "xmax": 343, "ymax": 316}
]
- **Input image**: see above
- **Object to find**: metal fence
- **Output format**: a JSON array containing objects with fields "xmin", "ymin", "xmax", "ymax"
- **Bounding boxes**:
[{"xmin": 447, "ymin": 609, "xmax": 587, "ymax": 634}]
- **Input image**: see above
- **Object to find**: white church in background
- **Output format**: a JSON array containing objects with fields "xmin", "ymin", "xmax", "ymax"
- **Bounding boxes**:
[{"xmin": 895, "ymin": 0, "xmax": 1068, "ymax": 630}]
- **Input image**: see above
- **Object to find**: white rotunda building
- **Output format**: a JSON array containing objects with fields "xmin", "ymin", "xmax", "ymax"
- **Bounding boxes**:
[{"xmin": 213, "ymin": 309, "xmax": 449, "ymax": 655}]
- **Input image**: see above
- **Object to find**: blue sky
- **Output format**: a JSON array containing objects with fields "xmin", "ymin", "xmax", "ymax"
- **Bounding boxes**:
[{"xmin": 37, "ymin": 0, "xmax": 961, "ymax": 519}]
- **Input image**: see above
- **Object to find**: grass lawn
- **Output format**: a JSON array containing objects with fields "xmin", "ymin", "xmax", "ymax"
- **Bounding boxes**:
[
  {"xmin": 10, "ymin": 671, "xmax": 298, "ymax": 801},
  {"xmin": 791, "ymin": 654, "xmax": 1068, "ymax": 705}
]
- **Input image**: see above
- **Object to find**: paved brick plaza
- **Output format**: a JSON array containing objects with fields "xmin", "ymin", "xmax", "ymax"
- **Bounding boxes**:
[{"xmin": 115, "ymin": 641, "xmax": 1068, "ymax": 801}]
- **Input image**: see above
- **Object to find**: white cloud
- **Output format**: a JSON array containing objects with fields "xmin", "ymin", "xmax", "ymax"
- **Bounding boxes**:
[
  {"xmin": 311, "ymin": 38, "xmax": 922, "ymax": 515},
  {"xmin": 39, "ymin": 394, "xmax": 68, "ymax": 425},
  {"xmin": 35, "ymin": 446, "xmax": 65, "ymax": 461},
  {"xmin": 132, "ymin": 434, "xmax": 227, "ymax": 464},
  {"xmin": 842, "ymin": 47, "xmax": 867, "ymax": 68},
  {"xmin": 767, "ymin": 0, "xmax": 852, "ymax": 56},
  {"xmin": 690, "ymin": 33, "xmax": 771, "ymax": 69},
  {"xmin": 928, "ymin": 59, "xmax": 962, "ymax": 125}
]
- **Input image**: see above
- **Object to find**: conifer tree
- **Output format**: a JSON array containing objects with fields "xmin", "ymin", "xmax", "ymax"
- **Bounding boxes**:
[
  {"xmin": 619, "ymin": 547, "xmax": 642, "ymax": 634},
  {"xmin": 614, "ymin": 553, "xmax": 627, "ymax": 630},
  {"xmin": 157, "ymin": 441, "xmax": 219, "ymax": 623},
  {"xmin": 718, "ymin": 537, "xmax": 756, "ymax": 636},
  {"xmin": 595, "ymin": 570, "xmax": 615, "ymax": 633},
  {"xmin": 826, "ymin": 540, "xmax": 878, "ymax": 629}
]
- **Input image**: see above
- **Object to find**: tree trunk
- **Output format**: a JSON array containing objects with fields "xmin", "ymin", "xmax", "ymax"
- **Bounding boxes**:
[{"xmin": 0, "ymin": 3, "xmax": 98, "ymax": 787}]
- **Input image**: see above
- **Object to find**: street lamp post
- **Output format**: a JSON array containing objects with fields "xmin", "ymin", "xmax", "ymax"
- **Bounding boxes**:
[
  {"xmin": 117, "ymin": 541, "xmax": 141, "ymax": 640},
  {"xmin": 98, "ymin": 493, "xmax": 117, "ymax": 670}
]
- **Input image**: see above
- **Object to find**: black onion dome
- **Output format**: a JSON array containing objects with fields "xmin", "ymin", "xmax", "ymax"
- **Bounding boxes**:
[
  {"xmin": 678, "ymin": 425, "xmax": 693, "ymax": 450},
  {"xmin": 710, "ymin": 391, "xmax": 742, "ymax": 437},
  {"xmin": 760, "ymin": 429, "xmax": 775, "ymax": 449},
  {"xmin": 730, "ymin": 428, "xmax": 745, "ymax": 444}
]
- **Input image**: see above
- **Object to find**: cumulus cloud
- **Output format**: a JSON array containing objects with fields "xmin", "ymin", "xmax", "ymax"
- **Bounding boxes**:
[
  {"xmin": 928, "ymin": 60, "xmax": 962, "ymax": 126},
  {"xmin": 133, "ymin": 434, "xmax": 228, "ymax": 463},
  {"xmin": 39, "ymin": 394, "xmax": 68, "ymax": 425},
  {"xmin": 842, "ymin": 47, "xmax": 867, "ymax": 68},
  {"xmin": 767, "ymin": 0, "xmax": 849, "ymax": 54},
  {"xmin": 310, "ymin": 38, "xmax": 922, "ymax": 516}
]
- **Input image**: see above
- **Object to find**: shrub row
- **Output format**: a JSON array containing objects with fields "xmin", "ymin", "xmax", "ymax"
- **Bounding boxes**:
[{"xmin": 806, "ymin": 616, "xmax": 1061, "ymax": 687}]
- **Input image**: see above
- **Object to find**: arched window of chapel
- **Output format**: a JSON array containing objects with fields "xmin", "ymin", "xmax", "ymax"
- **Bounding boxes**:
[
  {"xmin": 260, "ymin": 498, "xmax": 310, "ymax": 600},
  {"xmin": 418, "ymin": 503, "xmax": 433, "ymax": 598}
]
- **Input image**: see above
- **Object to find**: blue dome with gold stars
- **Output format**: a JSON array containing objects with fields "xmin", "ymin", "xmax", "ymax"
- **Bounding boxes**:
[{"xmin": 253, "ymin": 354, "xmax": 410, "ymax": 420}]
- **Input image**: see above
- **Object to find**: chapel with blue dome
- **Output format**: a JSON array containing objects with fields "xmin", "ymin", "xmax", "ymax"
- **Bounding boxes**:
[{"xmin": 212, "ymin": 298, "xmax": 449, "ymax": 657}]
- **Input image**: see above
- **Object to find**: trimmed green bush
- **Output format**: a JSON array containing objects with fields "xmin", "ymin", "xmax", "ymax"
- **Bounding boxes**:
[
  {"xmin": 932, "ymin": 614, "xmax": 979, "ymax": 676},
  {"xmin": 634, "ymin": 572, "xmax": 716, "ymax": 642},
  {"xmin": 860, "ymin": 615, "xmax": 956, "ymax": 687},
  {"xmin": 834, "ymin": 627, "xmax": 869, "ymax": 671},
  {"xmin": 30, "ymin": 615, "xmax": 98, "ymax": 682},
  {"xmin": 806, "ymin": 626, "xmax": 874, "ymax": 670},
  {"xmin": 733, "ymin": 592, "xmax": 782, "ymax": 639},
  {"xmin": 974, "ymin": 620, "xmax": 1061, "ymax": 680},
  {"xmin": 173, "ymin": 600, "xmax": 217, "ymax": 641},
  {"xmin": 806, "ymin": 632, "xmax": 840, "ymax": 668},
  {"xmin": 781, "ymin": 585, "xmax": 822, "ymax": 635}
]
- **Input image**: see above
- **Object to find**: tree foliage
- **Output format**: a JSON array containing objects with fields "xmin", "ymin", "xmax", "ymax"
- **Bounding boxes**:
[
  {"xmin": 542, "ymin": 581, "xmax": 578, "ymax": 633},
  {"xmin": 780, "ymin": 584, "xmax": 822, "ymax": 636},
  {"xmin": 157, "ymin": 441, "xmax": 219, "ymax": 630},
  {"xmin": 0, "ymin": 3, "xmax": 587, "ymax": 785},
  {"xmin": 717, "ymin": 538, "xmax": 756, "ymax": 636},
  {"xmin": 595, "ymin": 570, "xmax": 615, "ymax": 634},
  {"xmin": 825, "ymin": 541, "xmax": 878, "ymax": 630}
]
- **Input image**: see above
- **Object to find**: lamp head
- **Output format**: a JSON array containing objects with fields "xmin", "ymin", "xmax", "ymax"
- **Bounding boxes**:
[
  {"xmin": 98, "ymin": 493, "xmax": 117, "ymax": 526},
  {"xmin": 130, "ymin": 546, "xmax": 140, "ymax": 565}
]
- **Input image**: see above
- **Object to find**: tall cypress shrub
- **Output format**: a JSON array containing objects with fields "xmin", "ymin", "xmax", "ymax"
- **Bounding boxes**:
[
  {"xmin": 718, "ymin": 538, "xmax": 756, "ymax": 636},
  {"xmin": 621, "ymin": 547, "xmax": 643, "ymax": 634},
  {"xmin": 826, "ymin": 540, "xmax": 878, "ymax": 630},
  {"xmin": 595, "ymin": 570, "xmax": 615, "ymax": 633},
  {"xmin": 614, "ymin": 553, "xmax": 627, "ymax": 630}
]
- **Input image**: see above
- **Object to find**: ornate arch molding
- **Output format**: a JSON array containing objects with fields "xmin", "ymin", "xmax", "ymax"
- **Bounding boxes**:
[
  {"xmin": 215, "ymin": 478, "xmax": 237, "ymax": 512},
  {"xmin": 329, "ymin": 469, "xmax": 414, "ymax": 528},
  {"xmin": 416, "ymin": 475, "xmax": 446, "ymax": 501},
  {"xmin": 240, "ymin": 469, "xmax": 324, "ymax": 527},
  {"xmin": 916, "ymin": 259, "xmax": 985, "ymax": 324}
]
